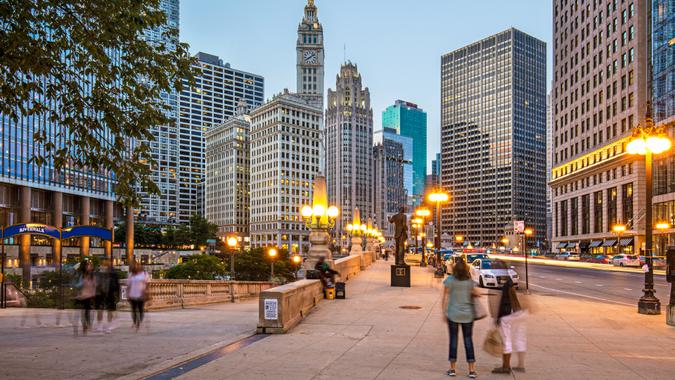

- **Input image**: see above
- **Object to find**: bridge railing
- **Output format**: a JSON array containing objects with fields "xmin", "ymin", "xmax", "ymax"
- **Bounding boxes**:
[{"xmin": 121, "ymin": 279, "xmax": 274, "ymax": 310}]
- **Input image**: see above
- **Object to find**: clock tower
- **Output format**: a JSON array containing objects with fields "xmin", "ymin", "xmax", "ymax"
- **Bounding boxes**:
[{"xmin": 296, "ymin": 0, "xmax": 324, "ymax": 109}]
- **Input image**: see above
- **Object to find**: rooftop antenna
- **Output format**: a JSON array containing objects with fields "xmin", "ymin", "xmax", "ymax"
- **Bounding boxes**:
[{"xmin": 343, "ymin": 43, "xmax": 346, "ymax": 64}]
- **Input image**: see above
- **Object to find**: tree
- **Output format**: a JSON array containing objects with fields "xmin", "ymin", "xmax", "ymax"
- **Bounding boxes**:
[
  {"xmin": 0, "ymin": 0, "xmax": 196, "ymax": 207},
  {"xmin": 234, "ymin": 248, "xmax": 297, "ymax": 283},
  {"xmin": 188, "ymin": 214, "xmax": 218, "ymax": 246},
  {"xmin": 164, "ymin": 254, "xmax": 226, "ymax": 280}
]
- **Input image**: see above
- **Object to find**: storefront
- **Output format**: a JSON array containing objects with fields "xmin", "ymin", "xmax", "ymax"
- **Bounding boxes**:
[{"xmin": 589, "ymin": 240, "xmax": 603, "ymax": 254}]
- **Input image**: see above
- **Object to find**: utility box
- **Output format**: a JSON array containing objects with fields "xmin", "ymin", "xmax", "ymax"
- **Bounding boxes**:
[{"xmin": 335, "ymin": 282, "xmax": 346, "ymax": 299}]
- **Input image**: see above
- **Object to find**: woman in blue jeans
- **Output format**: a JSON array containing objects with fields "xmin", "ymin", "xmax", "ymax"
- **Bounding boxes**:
[{"xmin": 442, "ymin": 258, "xmax": 479, "ymax": 378}]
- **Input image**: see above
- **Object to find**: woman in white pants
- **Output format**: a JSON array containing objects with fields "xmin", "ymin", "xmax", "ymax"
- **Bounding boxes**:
[{"xmin": 492, "ymin": 278, "xmax": 528, "ymax": 374}]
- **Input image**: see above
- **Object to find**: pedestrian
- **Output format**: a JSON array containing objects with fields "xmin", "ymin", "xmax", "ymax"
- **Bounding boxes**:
[
  {"xmin": 95, "ymin": 259, "xmax": 120, "ymax": 333},
  {"xmin": 314, "ymin": 256, "xmax": 339, "ymax": 289},
  {"xmin": 75, "ymin": 261, "xmax": 96, "ymax": 335},
  {"xmin": 492, "ymin": 278, "xmax": 528, "ymax": 374},
  {"xmin": 442, "ymin": 257, "xmax": 479, "ymax": 378},
  {"xmin": 127, "ymin": 262, "xmax": 149, "ymax": 331}
]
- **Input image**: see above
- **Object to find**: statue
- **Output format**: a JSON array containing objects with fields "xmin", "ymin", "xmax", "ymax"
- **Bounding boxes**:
[{"xmin": 388, "ymin": 206, "xmax": 408, "ymax": 266}]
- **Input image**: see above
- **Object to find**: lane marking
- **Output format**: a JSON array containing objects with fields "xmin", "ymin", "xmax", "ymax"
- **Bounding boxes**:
[
  {"xmin": 595, "ymin": 284, "xmax": 604, "ymax": 287},
  {"xmin": 624, "ymin": 288, "xmax": 632, "ymax": 291},
  {"xmin": 556, "ymin": 278, "xmax": 562, "ymax": 281},
  {"xmin": 529, "ymin": 283, "xmax": 634, "ymax": 307},
  {"xmin": 574, "ymin": 281, "xmax": 582, "ymax": 284}
]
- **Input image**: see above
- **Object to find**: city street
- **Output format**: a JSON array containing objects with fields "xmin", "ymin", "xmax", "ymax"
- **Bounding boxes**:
[{"xmin": 508, "ymin": 261, "xmax": 670, "ymax": 307}]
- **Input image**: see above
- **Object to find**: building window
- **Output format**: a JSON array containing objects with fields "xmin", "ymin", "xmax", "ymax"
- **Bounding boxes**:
[
  {"xmin": 594, "ymin": 191, "xmax": 603, "ymax": 233},
  {"xmin": 607, "ymin": 187, "xmax": 618, "ymax": 230},
  {"xmin": 560, "ymin": 200, "xmax": 568, "ymax": 237},
  {"xmin": 622, "ymin": 183, "xmax": 633, "ymax": 224},
  {"xmin": 571, "ymin": 197, "xmax": 579, "ymax": 235},
  {"xmin": 582, "ymin": 194, "xmax": 591, "ymax": 234}
]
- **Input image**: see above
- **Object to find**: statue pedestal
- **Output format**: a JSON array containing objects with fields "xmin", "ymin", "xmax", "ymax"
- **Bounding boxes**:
[
  {"xmin": 350, "ymin": 236, "xmax": 362, "ymax": 256},
  {"xmin": 391, "ymin": 264, "xmax": 411, "ymax": 287},
  {"xmin": 305, "ymin": 229, "xmax": 333, "ymax": 270}
]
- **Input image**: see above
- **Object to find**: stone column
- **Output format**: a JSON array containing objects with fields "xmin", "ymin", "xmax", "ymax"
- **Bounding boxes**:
[
  {"xmin": 104, "ymin": 200, "xmax": 114, "ymax": 263},
  {"xmin": 52, "ymin": 192, "xmax": 63, "ymax": 267},
  {"xmin": 19, "ymin": 186, "xmax": 31, "ymax": 287},
  {"xmin": 126, "ymin": 206, "xmax": 134, "ymax": 265},
  {"xmin": 80, "ymin": 196, "xmax": 90, "ymax": 256}
]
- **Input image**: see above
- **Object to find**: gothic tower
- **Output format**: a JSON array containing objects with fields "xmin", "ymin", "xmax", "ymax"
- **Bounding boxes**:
[{"xmin": 296, "ymin": 0, "xmax": 324, "ymax": 109}]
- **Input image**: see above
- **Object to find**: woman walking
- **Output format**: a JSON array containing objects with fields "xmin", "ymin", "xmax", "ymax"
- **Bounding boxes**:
[
  {"xmin": 442, "ymin": 258, "xmax": 479, "ymax": 378},
  {"xmin": 75, "ymin": 261, "xmax": 96, "ymax": 335},
  {"xmin": 127, "ymin": 262, "xmax": 149, "ymax": 331},
  {"xmin": 492, "ymin": 278, "xmax": 528, "ymax": 374}
]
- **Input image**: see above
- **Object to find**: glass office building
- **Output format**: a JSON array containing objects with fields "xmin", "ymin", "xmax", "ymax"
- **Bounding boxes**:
[
  {"xmin": 374, "ymin": 128, "xmax": 413, "ymax": 202},
  {"xmin": 382, "ymin": 100, "xmax": 427, "ymax": 201},
  {"xmin": 441, "ymin": 28, "xmax": 547, "ymax": 246}
]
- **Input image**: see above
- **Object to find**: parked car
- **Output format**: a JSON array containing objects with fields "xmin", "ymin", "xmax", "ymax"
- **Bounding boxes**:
[
  {"xmin": 555, "ymin": 252, "xmax": 571, "ymax": 260},
  {"xmin": 638, "ymin": 256, "xmax": 666, "ymax": 268},
  {"xmin": 588, "ymin": 254, "xmax": 611, "ymax": 264},
  {"xmin": 463, "ymin": 253, "xmax": 488, "ymax": 264},
  {"xmin": 612, "ymin": 254, "xmax": 640, "ymax": 267},
  {"xmin": 469, "ymin": 259, "xmax": 519, "ymax": 288},
  {"xmin": 567, "ymin": 254, "xmax": 581, "ymax": 261}
]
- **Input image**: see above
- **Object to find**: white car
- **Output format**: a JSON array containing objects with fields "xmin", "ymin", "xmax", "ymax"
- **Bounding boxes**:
[
  {"xmin": 612, "ymin": 254, "xmax": 640, "ymax": 267},
  {"xmin": 470, "ymin": 259, "xmax": 519, "ymax": 288}
]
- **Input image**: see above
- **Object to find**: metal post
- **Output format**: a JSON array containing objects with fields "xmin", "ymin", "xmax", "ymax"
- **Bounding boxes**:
[
  {"xmin": 420, "ymin": 223, "xmax": 427, "ymax": 267},
  {"xmin": 270, "ymin": 260, "xmax": 275, "ymax": 281},
  {"xmin": 230, "ymin": 250, "xmax": 235, "ymax": 280},
  {"xmin": 524, "ymin": 233, "xmax": 529, "ymax": 292},
  {"xmin": 638, "ymin": 151, "xmax": 661, "ymax": 314},
  {"xmin": 58, "ymin": 230, "xmax": 64, "ymax": 310}
]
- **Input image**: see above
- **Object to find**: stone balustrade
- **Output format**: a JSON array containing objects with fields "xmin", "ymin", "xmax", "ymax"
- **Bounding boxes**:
[
  {"xmin": 121, "ymin": 279, "xmax": 274, "ymax": 310},
  {"xmin": 257, "ymin": 251, "xmax": 376, "ymax": 334}
]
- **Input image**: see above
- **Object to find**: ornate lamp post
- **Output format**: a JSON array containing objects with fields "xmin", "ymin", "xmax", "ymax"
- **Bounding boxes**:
[
  {"xmin": 411, "ymin": 218, "xmax": 423, "ymax": 259},
  {"xmin": 415, "ymin": 207, "xmax": 431, "ymax": 267},
  {"xmin": 626, "ymin": 115, "xmax": 672, "ymax": 315},
  {"xmin": 226, "ymin": 235, "xmax": 238, "ymax": 280},
  {"xmin": 346, "ymin": 207, "xmax": 364, "ymax": 256},
  {"xmin": 428, "ymin": 190, "xmax": 450, "ymax": 277},
  {"xmin": 455, "ymin": 235, "xmax": 464, "ymax": 249},
  {"xmin": 301, "ymin": 175, "xmax": 339, "ymax": 270}
]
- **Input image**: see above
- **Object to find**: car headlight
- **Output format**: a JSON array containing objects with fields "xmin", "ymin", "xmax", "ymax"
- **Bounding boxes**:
[{"xmin": 483, "ymin": 274, "xmax": 495, "ymax": 278}]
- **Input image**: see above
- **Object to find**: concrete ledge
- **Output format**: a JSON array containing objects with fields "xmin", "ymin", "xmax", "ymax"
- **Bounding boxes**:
[
  {"xmin": 257, "ymin": 279, "xmax": 323, "ymax": 334},
  {"xmin": 334, "ymin": 255, "xmax": 361, "ymax": 281}
]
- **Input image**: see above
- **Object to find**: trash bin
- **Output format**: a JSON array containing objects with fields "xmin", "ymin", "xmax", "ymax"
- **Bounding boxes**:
[
  {"xmin": 325, "ymin": 287, "xmax": 335, "ymax": 300},
  {"xmin": 335, "ymin": 282, "xmax": 346, "ymax": 299}
]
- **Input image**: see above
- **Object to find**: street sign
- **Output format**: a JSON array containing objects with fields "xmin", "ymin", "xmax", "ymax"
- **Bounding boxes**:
[{"xmin": 514, "ymin": 220, "xmax": 525, "ymax": 234}]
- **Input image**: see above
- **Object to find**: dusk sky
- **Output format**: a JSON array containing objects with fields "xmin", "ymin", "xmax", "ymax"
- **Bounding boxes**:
[{"xmin": 181, "ymin": 0, "xmax": 553, "ymax": 170}]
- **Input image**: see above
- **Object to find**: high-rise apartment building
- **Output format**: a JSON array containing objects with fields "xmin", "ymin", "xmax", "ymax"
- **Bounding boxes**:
[
  {"xmin": 547, "ymin": 93, "xmax": 554, "ymax": 248},
  {"xmin": 551, "ymin": 1, "xmax": 649, "ymax": 255},
  {"xmin": 441, "ymin": 28, "xmax": 547, "ymax": 246},
  {"xmin": 326, "ymin": 62, "xmax": 373, "ymax": 235},
  {"xmin": 137, "ymin": 0, "xmax": 181, "ymax": 225},
  {"xmin": 205, "ymin": 102, "xmax": 251, "ymax": 240},
  {"xmin": 177, "ymin": 52, "xmax": 263, "ymax": 224},
  {"xmin": 382, "ymin": 100, "xmax": 427, "ymax": 202},
  {"xmin": 651, "ymin": 0, "xmax": 675, "ymax": 256},
  {"xmin": 249, "ymin": 90, "xmax": 322, "ymax": 251}
]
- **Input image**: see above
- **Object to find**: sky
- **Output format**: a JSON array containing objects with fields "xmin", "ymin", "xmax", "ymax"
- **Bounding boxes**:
[{"xmin": 180, "ymin": 0, "xmax": 553, "ymax": 172}]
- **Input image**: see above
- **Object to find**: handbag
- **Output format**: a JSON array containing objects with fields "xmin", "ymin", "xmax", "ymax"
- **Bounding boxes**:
[
  {"xmin": 473, "ymin": 298, "xmax": 488, "ymax": 320},
  {"xmin": 482, "ymin": 326, "xmax": 504, "ymax": 357}
]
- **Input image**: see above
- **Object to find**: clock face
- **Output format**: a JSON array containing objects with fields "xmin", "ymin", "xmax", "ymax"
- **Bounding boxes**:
[{"xmin": 303, "ymin": 50, "xmax": 318, "ymax": 64}]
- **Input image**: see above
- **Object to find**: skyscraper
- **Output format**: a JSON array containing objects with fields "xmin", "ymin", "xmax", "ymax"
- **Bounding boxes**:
[
  {"xmin": 651, "ymin": 0, "xmax": 675, "ymax": 256},
  {"xmin": 177, "ymin": 52, "xmax": 263, "ymax": 224},
  {"xmin": 249, "ymin": 90, "xmax": 322, "ymax": 251},
  {"xmin": 431, "ymin": 152, "xmax": 441, "ymax": 186},
  {"xmin": 326, "ymin": 62, "xmax": 373, "ymax": 235},
  {"xmin": 137, "ymin": 0, "xmax": 181, "ymax": 225},
  {"xmin": 441, "ymin": 28, "xmax": 547, "ymax": 246},
  {"xmin": 546, "ymin": 93, "xmax": 553, "ymax": 249},
  {"xmin": 551, "ymin": 1, "xmax": 649, "ymax": 255},
  {"xmin": 249, "ymin": 0, "xmax": 324, "ymax": 252},
  {"xmin": 382, "ymin": 100, "xmax": 427, "ymax": 202},
  {"xmin": 373, "ymin": 139, "xmax": 408, "ymax": 240},
  {"xmin": 205, "ymin": 102, "xmax": 251, "ymax": 241},
  {"xmin": 374, "ymin": 128, "xmax": 413, "ymax": 200}
]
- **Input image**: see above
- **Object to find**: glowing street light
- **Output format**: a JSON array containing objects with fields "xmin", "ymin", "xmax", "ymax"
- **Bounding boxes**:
[
  {"xmin": 626, "ymin": 114, "xmax": 673, "ymax": 315},
  {"xmin": 268, "ymin": 247, "xmax": 278, "ymax": 281},
  {"xmin": 225, "ymin": 235, "xmax": 239, "ymax": 280},
  {"xmin": 415, "ymin": 206, "xmax": 431, "ymax": 267},
  {"xmin": 428, "ymin": 189, "xmax": 450, "ymax": 277}
]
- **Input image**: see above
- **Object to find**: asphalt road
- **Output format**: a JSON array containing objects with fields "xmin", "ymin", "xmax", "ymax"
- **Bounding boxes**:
[{"xmin": 507, "ymin": 261, "xmax": 671, "ymax": 307}]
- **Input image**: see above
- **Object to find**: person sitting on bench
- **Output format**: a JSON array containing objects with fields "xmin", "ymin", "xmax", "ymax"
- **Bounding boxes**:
[{"xmin": 315, "ymin": 257, "xmax": 340, "ymax": 288}]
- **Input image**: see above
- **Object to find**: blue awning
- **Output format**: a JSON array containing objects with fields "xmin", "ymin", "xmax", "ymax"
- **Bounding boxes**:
[
  {"xmin": 589, "ymin": 240, "xmax": 603, "ymax": 248},
  {"xmin": 602, "ymin": 239, "xmax": 617, "ymax": 247}
]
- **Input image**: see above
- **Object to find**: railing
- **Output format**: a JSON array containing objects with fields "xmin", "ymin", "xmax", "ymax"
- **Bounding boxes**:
[{"xmin": 121, "ymin": 279, "xmax": 274, "ymax": 310}]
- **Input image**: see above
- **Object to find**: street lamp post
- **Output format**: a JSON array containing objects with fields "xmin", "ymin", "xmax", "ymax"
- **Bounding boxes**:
[
  {"xmin": 455, "ymin": 235, "xmax": 464, "ymax": 250},
  {"xmin": 226, "ymin": 235, "xmax": 238, "ymax": 280},
  {"xmin": 523, "ymin": 227, "xmax": 533, "ymax": 292},
  {"xmin": 300, "ymin": 175, "xmax": 339, "ymax": 270},
  {"xmin": 267, "ymin": 247, "xmax": 278, "ymax": 282},
  {"xmin": 655, "ymin": 222, "xmax": 670, "ymax": 257},
  {"xmin": 612, "ymin": 224, "xmax": 627, "ymax": 255},
  {"xmin": 429, "ymin": 190, "xmax": 449, "ymax": 277},
  {"xmin": 415, "ymin": 207, "xmax": 431, "ymax": 267},
  {"xmin": 626, "ymin": 115, "xmax": 672, "ymax": 315}
]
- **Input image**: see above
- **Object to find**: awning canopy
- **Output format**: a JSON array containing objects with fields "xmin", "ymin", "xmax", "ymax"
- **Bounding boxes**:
[
  {"xmin": 602, "ymin": 239, "xmax": 617, "ymax": 247},
  {"xmin": 619, "ymin": 237, "xmax": 634, "ymax": 247},
  {"xmin": 589, "ymin": 240, "xmax": 603, "ymax": 248},
  {"xmin": 557, "ymin": 242, "xmax": 568, "ymax": 249},
  {"xmin": 578, "ymin": 242, "xmax": 590, "ymax": 249}
]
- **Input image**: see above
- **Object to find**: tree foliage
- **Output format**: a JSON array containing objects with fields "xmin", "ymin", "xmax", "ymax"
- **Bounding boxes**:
[
  {"xmin": 114, "ymin": 214, "xmax": 218, "ymax": 248},
  {"xmin": 164, "ymin": 254, "xmax": 226, "ymax": 280},
  {"xmin": 0, "ymin": 0, "xmax": 196, "ymax": 207}
]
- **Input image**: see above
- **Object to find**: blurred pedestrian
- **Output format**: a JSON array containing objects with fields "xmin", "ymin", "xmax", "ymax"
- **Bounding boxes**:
[
  {"xmin": 75, "ymin": 261, "xmax": 96, "ymax": 335},
  {"xmin": 492, "ymin": 278, "xmax": 528, "ymax": 374},
  {"xmin": 442, "ymin": 258, "xmax": 479, "ymax": 378},
  {"xmin": 95, "ymin": 259, "xmax": 120, "ymax": 333},
  {"xmin": 314, "ymin": 256, "xmax": 339, "ymax": 289},
  {"xmin": 127, "ymin": 262, "xmax": 149, "ymax": 331}
]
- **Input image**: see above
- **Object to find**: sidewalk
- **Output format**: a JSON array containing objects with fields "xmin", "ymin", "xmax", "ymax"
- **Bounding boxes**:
[
  {"xmin": 179, "ymin": 260, "xmax": 675, "ymax": 380},
  {"xmin": 0, "ymin": 301, "xmax": 260, "ymax": 380}
]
